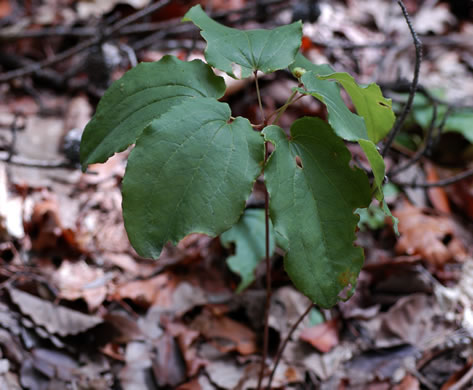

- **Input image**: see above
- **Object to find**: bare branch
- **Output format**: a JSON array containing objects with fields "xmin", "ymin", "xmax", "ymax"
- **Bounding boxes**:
[{"xmin": 381, "ymin": 0, "xmax": 423, "ymax": 157}]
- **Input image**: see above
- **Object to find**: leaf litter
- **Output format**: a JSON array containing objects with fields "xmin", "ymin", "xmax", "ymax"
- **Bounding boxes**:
[{"xmin": 0, "ymin": 0, "xmax": 473, "ymax": 388}]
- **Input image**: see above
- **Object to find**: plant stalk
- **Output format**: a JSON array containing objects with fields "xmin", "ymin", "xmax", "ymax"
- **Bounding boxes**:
[
  {"xmin": 267, "ymin": 302, "xmax": 314, "ymax": 389},
  {"xmin": 257, "ymin": 142, "xmax": 272, "ymax": 390},
  {"xmin": 254, "ymin": 70, "xmax": 266, "ymax": 124}
]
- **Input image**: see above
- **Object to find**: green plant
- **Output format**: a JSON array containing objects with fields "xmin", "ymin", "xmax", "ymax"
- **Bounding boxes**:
[{"xmin": 80, "ymin": 4, "xmax": 396, "ymax": 386}]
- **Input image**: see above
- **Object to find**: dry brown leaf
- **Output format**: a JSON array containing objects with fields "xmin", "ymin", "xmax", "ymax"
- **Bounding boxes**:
[
  {"xmin": 190, "ymin": 308, "xmax": 257, "ymax": 356},
  {"xmin": 112, "ymin": 274, "xmax": 174, "ymax": 308},
  {"xmin": 152, "ymin": 333, "xmax": 187, "ymax": 387},
  {"xmin": 299, "ymin": 319, "xmax": 339, "ymax": 353},
  {"xmin": 425, "ymin": 162, "xmax": 451, "ymax": 214},
  {"xmin": 52, "ymin": 260, "xmax": 108, "ymax": 311},
  {"xmin": 8, "ymin": 288, "xmax": 102, "ymax": 337},
  {"xmin": 394, "ymin": 202, "xmax": 467, "ymax": 266},
  {"xmin": 167, "ymin": 322, "xmax": 207, "ymax": 377},
  {"xmin": 25, "ymin": 196, "xmax": 81, "ymax": 255}
]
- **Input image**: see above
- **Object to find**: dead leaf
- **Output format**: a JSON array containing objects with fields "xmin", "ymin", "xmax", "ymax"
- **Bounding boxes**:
[
  {"xmin": 393, "ymin": 373, "xmax": 420, "ymax": 390},
  {"xmin": 112, "ymin": 273, "xmax": 174, "ymax": 308},
  {"xmin": 190, "ymin": 308, "xmax": 257, "ymax": 356},
  {"xmin": 167, "ymin": 322, "xmax": 207, "ymax": 377},
  {"xmin": 394, "ymin": 202, "xmax": 467, "ymax": 266},
  {"xmin": 52, "ymin": 260, "xmax": 108, "ymax": 311},
  {"xmin": 119, "ymin": 341, "xmax": 155, "ymax": 389},
  {"xmin": 77, "ymin": 0, "xmax": 151, "ymax": 19},
  {"xmin": 8, "ymin": 288, "xmax": 102, "ymax": 337},
  {"xmin": 300, "ymin": 319, "xmax": 339, "ymax": 353},
  {"xmin": 152, "ymin": 333, "xmax": 187, "ymax": 387},
  {"xmin": 205, "ymin": 358, "xmax": 244, "ymax": 390},
  {"xmin": 103, "ymin": 312, "xmax": 143, "ymax": 343},
  {"xmin": 414, "ymin": 3, "xmax": 455, "ymax": 34},
  {"xmin": 0, "ymin": 164, "xmax": 24, "ymax": 240},
  {"xmin": 378, "ymin": 294, "xmax": 452, "ymax": 350},
  {"xmin": 25, "ymin": 196, "xmax": 80, "ymax": 255},
  {"xmin": 425, "ymin": 162, "xmax": 451, "ymax": 214}
]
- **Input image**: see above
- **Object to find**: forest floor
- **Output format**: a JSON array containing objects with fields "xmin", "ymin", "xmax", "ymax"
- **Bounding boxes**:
[{"xmin": 1, "ymin": 0, "xmax": 473, "ymax": 389}]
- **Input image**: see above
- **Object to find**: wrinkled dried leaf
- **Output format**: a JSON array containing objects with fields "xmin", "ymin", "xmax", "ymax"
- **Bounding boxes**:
[
  {"xmin": 52, "ymin": 260, "xmax": 108, "ymax": 311},
  {"xmin": 394, "ymin": 202, "xmax": 467, "ymax": 266},
  {"xmin": 190, "ymin": 309, "xmax": 257, "ymax": 355},
  {"xmin": 8, "ymin": 288, "xmax": 102, "ymax": 337},
  {"xmin": 167, "ymin": 322, "xmax": 206, "ymax": 377},
  {"xmin": 112, "ymin": 274, "xmax": 174, "ymax": 308}
]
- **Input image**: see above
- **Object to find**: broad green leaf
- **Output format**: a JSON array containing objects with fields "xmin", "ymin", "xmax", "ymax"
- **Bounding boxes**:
[
  {"xmin": 413, "ymin": 102, "xmax": 473, "ymax": 143},
  {"xmin": 122, "ymin": 97, "xmax": 264, "ymax": 259},
  {"xmin": 263, "ymin": 118, "xmax": 371, "ymax": 307},
  {"xmin": 183, "ymin": 5, "xmax": 302, "ymax": 79},
  {"xmin": 318, "ymin": 73, "xmax": 395, "ymax": 143},
  {"xmin": 298, "ymin": 72, "xmax": 369, "ymax": 141},
  {"xmin": 443, "ymin": 110, "xmax": 473, "ymax": 143},
  {"xmin": 221, "ymin": 209, "xmax": 275, "ymax": 292},
  {"xmin": 80, "ymin": 55, "xmax": 226, "ymax": 170}
]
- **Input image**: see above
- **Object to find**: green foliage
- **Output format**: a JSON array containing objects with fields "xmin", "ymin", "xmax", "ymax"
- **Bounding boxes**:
[
  {"xmin": 263, "ymin": 118, "xmax": 371, "ymax": 307},
  {"xmin": 80, "ymin": 56, "xmax": 225, "ymax": 168},
  {"xmin": 122, "ymin": 98, "xmax": 264, "ymax": 259},
  {"xmin": 183, "ymin": 5, "xmax": 302, "ymax": 79},
  {"xmin": 80, "ymin": 6, "xmax": 396, "ymax": 308},
  {"xmin": 221, "ymin": 209, "xmax": 275, "ymax": 292},
  {"xmin": 356, "ymin": 204, "xmax": 387, "ymax": 231},
  {"xmin": 407, "ymin": 93, "xmax": 473, "ymax": 143},
  {"xmin": 318, "ymin": 73, "xmax": 395, "ymax": 143}
]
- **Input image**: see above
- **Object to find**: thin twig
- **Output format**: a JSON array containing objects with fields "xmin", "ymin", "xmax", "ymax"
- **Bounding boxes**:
[
  {"xmin": 105, "ymin": 0, "xmax": 172, "ymax": 36},
  {"xmin": 392, "ymin": 167, "xmax": 473, "ymax": 188},
  {"xmin": 0, "ymin": 152, "xmax": 77, "ymax": 169},
  {"xmin": 427, "ymin": 106, "xmax": 453, "ymax": 154},
  {"xmin": 381, "ymin": 0, "xmax": 423, "ymax": 157},
  {"xmin": 0, "ymin": 0, "xmax": 172, "ymax": 83},
  {"xmin": 0, "ymin": 37, "xmax": 97, "ymax": 83},
  {"xmin": 267, "ymin": 302, "xmax": 314, "ymax": 389},
  {"xmin": 257, "ymin": 145, "xmax": 272, "ymax": 390}
]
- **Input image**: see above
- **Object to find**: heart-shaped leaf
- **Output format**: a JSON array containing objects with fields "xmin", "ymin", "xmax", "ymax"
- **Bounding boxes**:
[
  {"xmin": 183, "ymin": 5, "xmax": 302, "ymax": 79},
  {"xmin": 263, "ymin": 118, "xmax": 371, "ymax": 307},
  {"xmin": 122, "ymin": 97, "xmax": 264, "ymax": 259},
  {"xmin": 80, "ymin": 55, "xmax": 226, "ymax": 169}
]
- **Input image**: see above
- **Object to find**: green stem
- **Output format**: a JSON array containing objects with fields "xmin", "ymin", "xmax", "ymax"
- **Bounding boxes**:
[
  {"xmin": 254, "ymin": 70, "xmax": 265, "ymax": 123},
  {"xmin": 257, "ymin": 142, "xmax": 271, "ymax": 390},
  {"xmin": 272, "ymin": 88, "xmax": 299, "ymax": 125}
]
